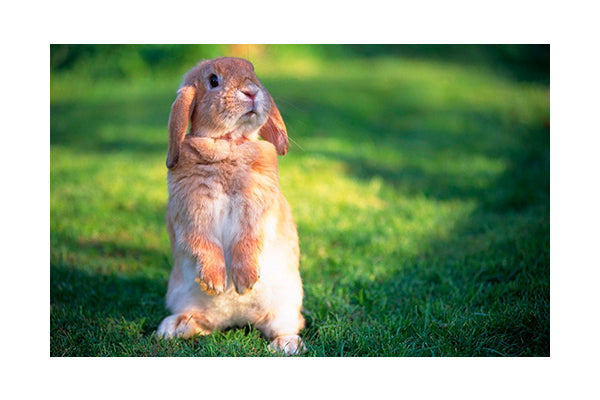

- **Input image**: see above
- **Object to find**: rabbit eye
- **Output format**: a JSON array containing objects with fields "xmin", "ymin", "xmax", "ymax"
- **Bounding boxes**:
[{"xmin": 208, "ymin": 74, "xmax": 219, "ymax": 88}]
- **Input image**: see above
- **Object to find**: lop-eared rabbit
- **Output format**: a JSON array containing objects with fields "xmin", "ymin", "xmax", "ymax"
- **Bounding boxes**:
[{"xmin": 157, "ymin": 57, "xmax": 305, "ymax": 355}]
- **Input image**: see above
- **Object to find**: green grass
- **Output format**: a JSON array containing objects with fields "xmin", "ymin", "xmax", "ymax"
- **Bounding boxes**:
[{"xmin": 50, "ymin": 52, "xmax": 549, "ymax": 356}]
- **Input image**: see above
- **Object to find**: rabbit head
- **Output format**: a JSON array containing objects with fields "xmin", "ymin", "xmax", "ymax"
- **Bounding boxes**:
[{"xmin": 166, "ymin": 57, "xmax": 288, "ymax": 168}]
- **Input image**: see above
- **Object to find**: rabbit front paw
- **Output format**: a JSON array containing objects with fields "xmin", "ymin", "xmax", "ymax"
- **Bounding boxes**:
[
  {"xmin": 231, "ymin": 262, "xmax": 260, "ymax": 295},
  {"xmin": 196, "ymin": 259, "xmax": 227, "ymax": 295},
  {"xmin": 231, "ymin": 239, "xmax": 261, "ymax": 295}
]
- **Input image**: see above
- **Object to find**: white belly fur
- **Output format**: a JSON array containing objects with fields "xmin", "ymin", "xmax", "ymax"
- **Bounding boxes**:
[{"xmin": 165, "ymin": 194, "xmax": 303, "ymax": 333}]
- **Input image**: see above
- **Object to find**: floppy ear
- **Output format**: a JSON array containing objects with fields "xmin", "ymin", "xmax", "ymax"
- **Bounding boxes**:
[
  {"xmin": 166, "ymin": 85, "xmax": 197, "ymax": 168},
  {"xmin": 259, "ymin": 94, "xmax": 289, "ymax": 156}
]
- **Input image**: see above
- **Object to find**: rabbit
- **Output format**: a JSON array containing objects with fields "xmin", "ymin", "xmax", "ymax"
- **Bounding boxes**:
[{"xmin": 156, "ymin": 57, "xmax": 305, "ymax": 355}]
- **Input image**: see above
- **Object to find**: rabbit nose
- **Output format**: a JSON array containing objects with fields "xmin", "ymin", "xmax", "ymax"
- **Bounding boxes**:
[
  {"xmin": 241, "ymin": 87, "xmax": 258, "ymax": 100},
  {"xmin": 241, "ymin": 81, "xmax": 260, "ymax": 100}
]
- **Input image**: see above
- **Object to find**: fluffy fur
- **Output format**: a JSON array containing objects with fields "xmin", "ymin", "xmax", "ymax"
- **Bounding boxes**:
[{"xmin": 157, "ymin": 58, "xmax": 305, "ymax": 355}]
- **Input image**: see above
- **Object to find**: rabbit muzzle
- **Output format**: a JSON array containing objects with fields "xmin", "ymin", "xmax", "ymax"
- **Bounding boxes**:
[{"xmin": 236, "ymin": 86, "xmax": 268, "ymax": 127}]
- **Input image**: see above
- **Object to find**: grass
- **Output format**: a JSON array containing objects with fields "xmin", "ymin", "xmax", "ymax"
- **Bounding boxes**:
[{"xmin": 50, "ymin": 52, "xmax": 549, "ymax": 356}]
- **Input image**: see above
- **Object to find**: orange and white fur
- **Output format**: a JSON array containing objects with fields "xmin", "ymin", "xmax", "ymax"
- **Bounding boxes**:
[{"xmin": 157, "ymin": 57, "xmax": 305, "ymax": 354}]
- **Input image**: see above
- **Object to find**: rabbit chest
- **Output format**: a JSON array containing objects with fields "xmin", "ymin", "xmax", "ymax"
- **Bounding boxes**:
[{"xmin": 167, "ymin": 149, "xmax": 278, "ymax": 253}]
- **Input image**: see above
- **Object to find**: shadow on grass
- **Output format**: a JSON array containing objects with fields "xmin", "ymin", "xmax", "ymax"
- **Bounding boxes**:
[
  {"xmin": 309, "ymin": 125, "xmax": 549, "ymax": 212},
  {"xmin": 51, "ymin": 264, "xmax": 166, "ymax": 356},
  {"xmin": 51, "ymin": 92, "xmax": 172, "ymax": 155},
  {"xmin": 343, "ymin": 44, "xmax": 550, "ymax": 85},
  {"xmin": 301, "ymin": 207, "xmax": 550, "ymax": 356},
  {"xmin": 51, "ymin": 230, "xmax": 170, "ymax": 271}
]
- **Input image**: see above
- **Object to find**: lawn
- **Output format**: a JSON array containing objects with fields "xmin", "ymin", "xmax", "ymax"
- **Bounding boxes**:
[{"xmin": 50, "ymin": 46, "xmax": 550, "ymax": 356}]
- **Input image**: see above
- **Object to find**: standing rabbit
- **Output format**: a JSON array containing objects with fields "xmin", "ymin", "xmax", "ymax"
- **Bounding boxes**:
[{"xmin": 157, "ymin": 57, "xmax": 305, "ymax": 355}]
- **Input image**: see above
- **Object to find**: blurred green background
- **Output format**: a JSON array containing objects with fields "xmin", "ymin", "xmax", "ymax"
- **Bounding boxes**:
[
  {"xmin": 50, "ymin": 44, "xmax": 550, "ymax": 356},
  {"xmin": 51, "ymin": 44, "xmax": 549, "ymax": 83}
]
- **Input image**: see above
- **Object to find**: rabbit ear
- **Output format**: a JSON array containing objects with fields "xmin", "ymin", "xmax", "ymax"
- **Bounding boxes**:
[
  {"xmin": 259, "ymin": 94, "xmax": 289, "ymax": 156},
  {"xmin": 166, "ymin": 85, "xmax": 197, "ymax": 168}
]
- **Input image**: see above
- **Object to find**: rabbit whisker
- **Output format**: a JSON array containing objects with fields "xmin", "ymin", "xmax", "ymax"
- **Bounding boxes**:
[{"xmin": 287, "ymin": 134, "xmax": 304, "ymax": 152}]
